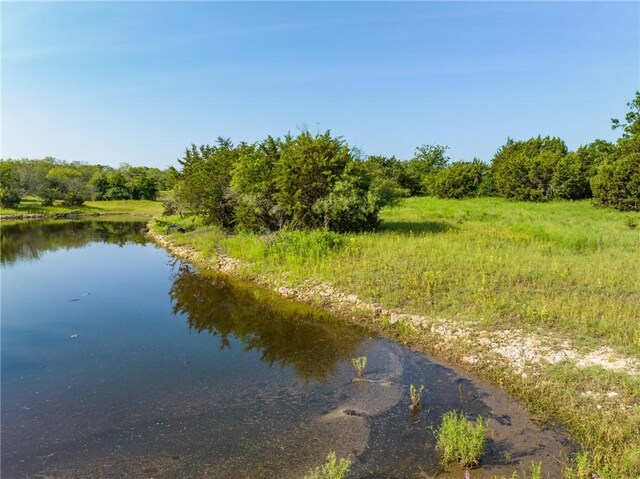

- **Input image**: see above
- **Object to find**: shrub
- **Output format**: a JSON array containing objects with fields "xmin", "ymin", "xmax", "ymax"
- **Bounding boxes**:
[
  {"xmin": 550, "ymin": 140, "xmax": 615, "ymax": 200},
  {"xmin": 435, "ymin": 411, "xmax": 487, "ymax": 467},
  {"xmin": 305, "ymin": 452, "xmax": 351, "ymax": 479},
  {"xmin": 492, "ymin": 136, "xmax": 567, "ymax": 201},
  {"xmin": 591, "ymin": 153, "xmax": 640, "ymax": 211},
  {"xmin": 429, "ymin": 160, "xmax": 492, "ymax": 199}
]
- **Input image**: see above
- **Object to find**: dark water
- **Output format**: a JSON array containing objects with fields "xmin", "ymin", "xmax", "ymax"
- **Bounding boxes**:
[{"xmin": 1, "ymin": 220, "xmax": 571, "ymax": 479}]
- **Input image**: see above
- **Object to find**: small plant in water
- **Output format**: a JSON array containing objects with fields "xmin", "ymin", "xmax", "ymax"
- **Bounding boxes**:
[
  {"xmin": 351, "ymin": 356, "xmax": 367, "ymax": 378},
  {"xmin": 409, "ymin": 383, "xmax": 425, "ymax": 410},
  {"xmin": 436, "ymin": 411, "xmax": 487, "ymax": 467},
  {"xmin": 305, "ymin": 451, "xmax": 351, "ymax": 479}
]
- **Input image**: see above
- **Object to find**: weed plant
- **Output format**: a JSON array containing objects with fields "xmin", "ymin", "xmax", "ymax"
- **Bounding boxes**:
[
  {"xmin": 305, "ymin": 451, "xmax": 351, "ymax": 479},
  {"xmin": 409, "ymin": 383, "xmax": 425, "ymax": 410},
  {"xmin": 436, "ymin": 411, "xmax": 487, "ymax": 467},
  {"xmin": 351, "ymin": 356, "xmax": 367, "ymax": 378}
]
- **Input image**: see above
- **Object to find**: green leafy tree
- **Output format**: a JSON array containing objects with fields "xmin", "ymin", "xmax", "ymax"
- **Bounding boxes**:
[
  {"xmin": 45, "ymin": 166, "xmax": 90, "ymax": 206},
  {"xmin": 0, "ymin": 161, "xmax": 21, "ymax": 208},
  {"xmin": 591, "ymin": 93, "xmax": 640, "ymax": 211},
  {"xmin": 273, "ymin": 131, "xmax": 352, "ymax": 229},
  {"xmin": 551, "ymin": 140, "xmax": 615, "ymax": 200},
  {"xmin": 231, "ymin": 136, "xmax": 281, "ymax": 232},
  {"xmin": 174, "ymin": 138, "xmax": 244, "ymax": 227},
  {"xmin": 403, "ymin": 144, "xmax": 449, "ymax": 195}
]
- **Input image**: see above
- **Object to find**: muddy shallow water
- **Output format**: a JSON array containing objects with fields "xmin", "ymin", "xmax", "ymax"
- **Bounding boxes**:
[{"xmin": 1, "ymin": 220, "xmax": 573, "ymax": 478}]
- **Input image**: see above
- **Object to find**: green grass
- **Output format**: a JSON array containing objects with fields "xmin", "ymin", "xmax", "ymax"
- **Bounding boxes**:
[
  {"xmin": 0, "ymin": 195, "xmax": 164, "ymax": 217},
  {"xmin": 209, "ymin": 197, "xmax": 640, "ymax": 354},
  {"xmin": 152, "ymin": 197, "xmax": 640, "ymax": 477},
  {"xmin": 435, "ymin": 411, "xmax": 487, "ymax": 467}
]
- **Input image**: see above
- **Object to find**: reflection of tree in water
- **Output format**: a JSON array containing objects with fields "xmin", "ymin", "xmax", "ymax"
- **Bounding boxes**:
[
  {"xmin": 169, "ymin": 266, "xmax": 363, "ymax": 383},
  {"xmin": 1, "ymin": 220, "xmax": 148, "ymax": 265}
]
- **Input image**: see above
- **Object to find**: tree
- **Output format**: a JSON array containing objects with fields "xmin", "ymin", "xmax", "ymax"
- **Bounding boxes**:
[
  {"xmin": 591, "ymin": 92, "xmax": 640, "ymax": 211},
  {"xmin": 273, "ymin": 131, "xmax": 351, "ymax": 229},
  {"xmin": 403, "ymin": 144, "xmax": 449, "ymax": 195},
  {"xmin": 174, "ymin": 138, "xmax": 244, "ymax": 227},
  {"xmin": 0, "ymin": 161, "xmax": 21, "ymax": 208},
  {"xmin": 550, "ymin": 140, "xmax": 615, "ymax": 200},
  {"xmin": 611, "ymin": 91, "xmax": 640, "ymax": 139}
]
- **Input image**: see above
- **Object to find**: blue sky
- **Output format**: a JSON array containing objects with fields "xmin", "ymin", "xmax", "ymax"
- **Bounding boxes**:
[{"xmin": 2, "ymin": 2, "xmax": 639, "ymax": 168}]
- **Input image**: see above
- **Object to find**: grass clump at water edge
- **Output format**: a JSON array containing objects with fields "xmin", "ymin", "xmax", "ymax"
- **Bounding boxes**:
[
  {"xmin": 436, "ymin": 411, "xmax": 487, "ymax": 467},
  {"xmin": 305, "ymin": 451, "xmax": 351, "ymax": 479}
]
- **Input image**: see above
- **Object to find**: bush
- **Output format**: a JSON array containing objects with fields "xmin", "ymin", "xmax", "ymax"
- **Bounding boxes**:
[
  {"xmin": 435, "ymin": 411, "xmax": 487, "ymax": 467},
  {"xmin": 175, "ymin": 131, "xmax": 400, "ymax": 233},
  {"xmin": 492, "ymin": 136, "xmax": 567, "ymax": 201},
  {"xmin": 591, "ymin": 153, "xmax": 640, "ymax": 211},
  {"xmin": 429, "ymin": 160, "xmax": 492, "ymax": 199},
  {"xmin": 550, "ymin": 140, "xmax": 615, "ymax": 200}
]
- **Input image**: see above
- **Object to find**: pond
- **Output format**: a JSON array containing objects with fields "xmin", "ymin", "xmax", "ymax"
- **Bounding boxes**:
[{"xmin": 1, "ymin": 220, "xmax": 572, "ymax": 478}]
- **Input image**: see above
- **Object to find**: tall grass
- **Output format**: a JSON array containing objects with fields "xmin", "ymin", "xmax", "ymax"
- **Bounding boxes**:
[
  {"xmin": 156, "ymin": 197, "xmax": 640, "ymax": 476},
  {"xmin": 217, "ymin": 198, "xmax": 640, "ymax": 354}
]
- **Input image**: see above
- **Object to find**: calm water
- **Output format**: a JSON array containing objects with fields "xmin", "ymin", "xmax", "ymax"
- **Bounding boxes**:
[{"xmin": 1, "ymin": 220, "xmax": 570, "ymax": 478}]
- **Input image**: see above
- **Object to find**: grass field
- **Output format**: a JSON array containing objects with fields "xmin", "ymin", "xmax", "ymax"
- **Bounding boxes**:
[
  {"xmin": 0, "ymin": 195, "xmax": 164, "ymax": 217},
  {"xmin": 155, "ymin": 197, "xmax": 640, "ymax": 478}
]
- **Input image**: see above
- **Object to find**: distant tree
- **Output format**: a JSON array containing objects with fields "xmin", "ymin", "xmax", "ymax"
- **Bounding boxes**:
[
  {"xmin": 363, "ymin": 155, "xmax": 410, "ymax": 199},
  {"xmin": 550, "ymin": 140, "xmax": 616, "ymax": 200},
  {"xmin": 45, "ymin": 166, "xmax": 91, "ymax": 206},
  {"xmin": 403, "ymin": 144, "xmax": 449, "ymax": 195},
  {"xmin": 592, "ymin": 92, "xmax": 640, "ymax": 211},
  {"xmin": 0, "ymin": 161, "xmax": 21, "ymax": 208},
  {"xmin": 611, "ymin": 91, "xmax": 640, "ymax": 139}
]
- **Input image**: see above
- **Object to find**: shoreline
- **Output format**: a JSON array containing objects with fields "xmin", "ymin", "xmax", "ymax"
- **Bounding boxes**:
[{"xmin": 145, "ymin": 225, "xmax": 640, "ymax": 477}]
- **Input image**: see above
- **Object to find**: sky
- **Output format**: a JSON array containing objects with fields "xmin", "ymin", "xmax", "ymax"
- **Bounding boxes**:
[{"xmin": 2, "ymin": 2, "xmax": 639, "ymax": 169}]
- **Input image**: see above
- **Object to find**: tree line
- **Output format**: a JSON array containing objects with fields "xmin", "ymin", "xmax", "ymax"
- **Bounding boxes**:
[
  {"xmin": 2, "ymin": 92, "xmax": 637, "ymax": 225},
  {"xmin": 0, "ymin": 158, "xmax": 175, "ymax": 208},
  {"xmin": 168, "ymin": 91, "xmax": 639, "ymax": 232}
]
